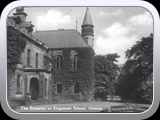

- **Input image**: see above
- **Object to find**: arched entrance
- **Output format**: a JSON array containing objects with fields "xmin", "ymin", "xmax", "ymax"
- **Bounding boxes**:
[{"xmin": 30, "ymin": 77, "xmax": 39, "ymax": 100}]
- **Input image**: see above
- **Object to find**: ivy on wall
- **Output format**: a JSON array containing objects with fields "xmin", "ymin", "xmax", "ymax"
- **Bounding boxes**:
[
  {"xmin": 7, "ymin": 27, "xmax": 26, "ymax": 96},
  {"xmin": 7, "ymin": 27, "xmax": 26, "ymax": 72},
  {"xmin": 51, "ymin": 47, "xmax": 95, "ymax": 101}
]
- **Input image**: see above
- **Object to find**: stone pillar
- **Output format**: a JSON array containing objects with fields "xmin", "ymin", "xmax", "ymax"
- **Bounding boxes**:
[
  {"xmin": 48, "ymin": 79, "xmax": 52, "ymax": 98},
  {"xmin": 39, "ymin": 72, "xmax": 45, "ymax": 98},
  {"xmin": 24, "ymin": 75, "xmax": 28, "ymax": 98}
]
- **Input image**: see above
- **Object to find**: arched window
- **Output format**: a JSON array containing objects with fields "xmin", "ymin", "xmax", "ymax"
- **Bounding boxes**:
[
  {"xmin": 56, "ymin": 54, "xmax": 62, "ymax": 70},
  {"xmin": 71, "ymin": 53, "xmax": 78, "ymax": 70}
]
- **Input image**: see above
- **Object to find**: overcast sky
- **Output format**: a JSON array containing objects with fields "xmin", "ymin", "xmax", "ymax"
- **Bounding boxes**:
[{"xmin": 9, "ymin": 7, "xmax": 153, "ymax": 64}]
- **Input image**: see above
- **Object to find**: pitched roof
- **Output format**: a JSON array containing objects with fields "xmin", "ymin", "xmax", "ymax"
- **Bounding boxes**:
[
  {"xmin": 82, "ymin": 7, "xmax": 93, "ymax": 26},
  {"xmin": 33, "ymin": 29, "xmax": 89, "ymax": 49}
]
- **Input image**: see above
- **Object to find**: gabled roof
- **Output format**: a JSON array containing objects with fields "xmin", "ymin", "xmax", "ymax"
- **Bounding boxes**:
[
  {"xmin": 82, "ymin": 7, "xmax": 93, "ymax": 26},
  {"xmin": 33, "ymin": 29, "xmax": 89, "ymax": 49}
]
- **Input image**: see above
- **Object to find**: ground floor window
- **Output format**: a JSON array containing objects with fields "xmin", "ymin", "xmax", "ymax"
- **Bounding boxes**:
[
  {"xmin": 57, "ymin": 84, "xmax": 62, "ymax": 94},
  {"xmin": 74, "ymin": 83, "xmax": 80, "ymax": 94},
  {"xmin": 16, "ymin": 75, "xmax": 21, "ymax": 94}
]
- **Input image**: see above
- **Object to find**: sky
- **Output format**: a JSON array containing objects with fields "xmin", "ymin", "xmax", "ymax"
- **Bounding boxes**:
[{"xmin": 9, "ymin": 7, "xmax": 153, "ymax": 65}]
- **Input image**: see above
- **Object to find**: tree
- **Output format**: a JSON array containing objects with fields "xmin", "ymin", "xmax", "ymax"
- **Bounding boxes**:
[
  {"xmin": 116, "ymin": 34, "xmax": 153, "ymax": 103},
  {"xmin": 94, "ymin": 53, "xmax": 120, "ymax": 101}
]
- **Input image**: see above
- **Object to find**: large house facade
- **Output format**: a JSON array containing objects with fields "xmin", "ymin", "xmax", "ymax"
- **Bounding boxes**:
[{"xmin": 7, "ymin": 7, "xmax": 95, "ymax": 109}]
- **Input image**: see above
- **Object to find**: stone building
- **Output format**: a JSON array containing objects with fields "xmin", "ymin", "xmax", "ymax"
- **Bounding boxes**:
[{"xmin": 7, "ymin": 7, "xmax": 94, "ymax": 109}]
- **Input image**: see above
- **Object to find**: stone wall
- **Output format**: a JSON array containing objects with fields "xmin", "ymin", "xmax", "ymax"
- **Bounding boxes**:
[{"xmin": 20, "ymin": 42, "xmax": 45, "ymax": 68}]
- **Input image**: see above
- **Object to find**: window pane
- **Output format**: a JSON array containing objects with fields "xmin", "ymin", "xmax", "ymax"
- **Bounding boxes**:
[
  {"xmin": 36, "ymin": 53, "xmax": 38, "ymax": 68},
  {"xmin": 27, "ymin": 49, "xmax": 30, "ymax": 65},
  {"xmin": 57, "ymin": 84, "xmax": 62, "ymax": 93},
  {"xmin": 74, "ymin": 83, "xmax": 79, "ymax": 93},
  {"xmin": 56, "ymin": 55, "xmax": 62, "ymax": 70},
  {"xmin": 17, "ymin": 75, "xmax": 21, "ymax": 93},
  {"xmin": 72, "ymin": 54, "xmax": 78, "ymax": 70}
]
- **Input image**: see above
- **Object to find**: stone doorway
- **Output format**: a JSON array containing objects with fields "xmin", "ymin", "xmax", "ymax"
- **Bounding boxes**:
[{"xmin": 30, "ymin": 77, "xmax": 39, "ymax": 100}]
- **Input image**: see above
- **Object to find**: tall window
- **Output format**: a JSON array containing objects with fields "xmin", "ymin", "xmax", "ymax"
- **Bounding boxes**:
[
  {"xmin": 74, "ymin": 83, "xmax": 79, "ymax": 94},
  {"xmin": 71, "ymin": 53, "xmax": 78, "ymax": 70},
  {"xmin": 27, "ymin": 49, "xmax": 31, "ymax": 66},
  {"xmin": 57, "ymin": 84, "xmax": 62, "ymax": 94},
  {"xmin": 56, "ymin": 55, "xmax": 62, "ymax": 70},
  {"xmin": 16, "ymin": 75, "xmax": 21, "ymax": 93},
  {"xmin": 35, "ymin": 53, "xmax": 39, "ymax": 68}
]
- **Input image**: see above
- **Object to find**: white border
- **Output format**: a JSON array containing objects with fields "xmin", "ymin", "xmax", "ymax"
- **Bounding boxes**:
[{"xmin": 1, "ymin": 0, "xmax": 159, "ymax": 119}]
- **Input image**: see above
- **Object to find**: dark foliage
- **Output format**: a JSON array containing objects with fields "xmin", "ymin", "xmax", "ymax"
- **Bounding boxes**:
[
  {"xmin": 94, "ymin": 53, "xmax": 120, "ymax": 101},
  {"xmin": 116, "ymin": 34, "xmax": 153, "ymax": 103},
  {"xmin": 7, "ymin": 26, "xmax": 26, "ymax": 96},
  {"xmin": 7, "ymin": 27, "xmax": 26, "ymax": 72}
]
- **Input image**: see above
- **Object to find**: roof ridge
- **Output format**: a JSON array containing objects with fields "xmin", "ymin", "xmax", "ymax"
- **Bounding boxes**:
[
  {"xmin": 35, "ymin": 29, "xmax": 77, "ymax": 33},
  {"xmin": 33, "ymin": 29, "xmax": 90, "ymax": 48}
]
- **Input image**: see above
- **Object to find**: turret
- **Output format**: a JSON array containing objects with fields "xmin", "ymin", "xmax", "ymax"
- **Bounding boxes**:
[{"xmin": 81, "ymin": 7, "xmax": 94, "ymax": 47}]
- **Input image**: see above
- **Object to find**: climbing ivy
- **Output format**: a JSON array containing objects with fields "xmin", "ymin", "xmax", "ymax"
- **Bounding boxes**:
[
  {"xmin": 52, "ymin": 47, "xmax": 95, "ymax": 101},
  {"xmin": 7, "ymin": 26, "xmax": 26, "ymax": 97},
  {"xmin": 7, "ymin": 27, "xmax": 26, "ymax": 72}
]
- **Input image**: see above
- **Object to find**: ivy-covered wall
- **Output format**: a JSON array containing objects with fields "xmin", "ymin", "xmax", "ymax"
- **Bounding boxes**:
[
  {"xmin": 51, "ymin": 47, "xmax": 95, "ymax": 101},
  {"xmin": 7, "ymin": 26, "xmax": 26, "ymax": 97}
]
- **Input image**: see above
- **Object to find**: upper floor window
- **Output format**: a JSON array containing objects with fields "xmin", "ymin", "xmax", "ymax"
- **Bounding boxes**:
[
  {"xmin": 27, "ymin": 49, "xmax": 31, "ymax": 66},
  {"xmin": 56, "ymin": 54, "xmax": 62, "ymax": 70},
  {"xmin": 35, "ymin": 53, "xmax": 39, "ymax": 68},
  {"xmin": 71, "ymin": 53, "xmax": 78, "ymax": 70}
]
